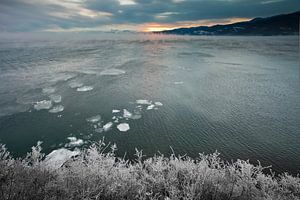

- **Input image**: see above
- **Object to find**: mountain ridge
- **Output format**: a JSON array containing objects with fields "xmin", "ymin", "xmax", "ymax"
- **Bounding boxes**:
[{"xmin": 156, "ymin": 11, "xmax": 300, "ymax": 36}]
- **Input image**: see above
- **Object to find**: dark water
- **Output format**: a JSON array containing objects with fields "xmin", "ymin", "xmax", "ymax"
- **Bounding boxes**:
[{"xmin": 0, "ymin": 34, "xmax": 299, "ymax": 174}]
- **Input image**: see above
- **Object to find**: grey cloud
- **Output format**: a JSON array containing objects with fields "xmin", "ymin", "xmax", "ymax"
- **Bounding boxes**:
[{"xmin": 0, "ymin": 0, "xmax": 299, "ymax": 32}]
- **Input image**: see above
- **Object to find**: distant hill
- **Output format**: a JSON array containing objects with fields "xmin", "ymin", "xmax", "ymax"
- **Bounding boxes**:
[{"xmin": 157, "ymin": 11, "xmax": 300, "ymax": 36}]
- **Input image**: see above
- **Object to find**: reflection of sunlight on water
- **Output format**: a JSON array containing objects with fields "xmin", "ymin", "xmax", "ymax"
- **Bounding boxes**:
[{"xmin": 135, "ymin": 35, "xmax": 173, "ymax": 95}]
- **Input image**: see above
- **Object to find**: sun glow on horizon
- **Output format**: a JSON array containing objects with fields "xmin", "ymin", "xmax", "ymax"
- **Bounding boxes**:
[
  {"xmin": 141, "ymin": 23, "xmax": 180, "ymax": 32},
  {"xmin": 140, "ymin": 18, "xmax": 251, "ymax": 32}
]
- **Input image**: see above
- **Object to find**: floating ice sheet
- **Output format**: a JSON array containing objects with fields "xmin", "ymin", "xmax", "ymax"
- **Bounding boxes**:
[
  {"xmin": 112, "ymin": 109, "xmax": 120, "ymax": 113},
  {"xmin": 34, "ymin": 100, "xmax": 52, "ymax": 110},
  {"xmin": 49, "ymin": 94, "xmax": 62, "ymax": 103},
  {"xmin": 50, "ymin": 73, "xmax": 76, "ymax": 83},
  {"xmin": 49, "ymin": 105, "xmax": 64, "ymax": 113},
  {"xmin": 131, "ymin": 110, "xmax": 142, "ymax": 120},
  {"xmin": 117, "ymin": 123, "xmax": 130, "ymax": 132},
  {"xmin": 68, "ymin": 81, "xmax": 83, "ymax": 89},
  {"xmin": 174, "ymin": 81, "xmax": 184, "ymax": 85},
  {"xmin": 103, "ymin": 122, "xmax": 113, "ymax": 131},
  {"xmin": 42, "ymin": 87, "xmax": 56, "ymax": 94},
  {"xmin": 86, "ymin": 115, "xmax": 101, "ymax": 123},
  {"xmin": 44, "ymin": 148, "xmax": 80, "ymax": 170},
  {"xmin": 136, "ymin": 99, "xmax": 151, "ymax": 105},
  {"xmin": 154, "ymin": 102, "xmax": 163, "ymax": 106},
  {"xmin": 66, "ymin": 137, "xmax": 84, "ymax": 147},
  {"xmin": 131, "ymin": 114, "xmax": 142, "ymax": 120},
  {"xmin": 100, "ymin": 69, "xmax": 125, "ymax": 76},
  {"xmin": 95, "ymin": 128, "xmax": 104, "ymax": 133},
  {"xmin": 147, "ymin": 104, "xmax": 155, "ymax": 110},
  {"xmin": 77, "ymin": 86, "xmax": 93, "ymax": 92},
  {"xmin": 123, "ymin": 109, "xmax": 132, "ymax": 118}
]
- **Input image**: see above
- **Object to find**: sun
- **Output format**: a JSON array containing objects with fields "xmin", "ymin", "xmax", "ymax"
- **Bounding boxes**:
[
  {"xmin": 140, "ymin": 23, "xmax": 177, "ymax": 32},
  {"xmin": 144, "ymin": 27, "xmax": 172, "ymax": 32}
]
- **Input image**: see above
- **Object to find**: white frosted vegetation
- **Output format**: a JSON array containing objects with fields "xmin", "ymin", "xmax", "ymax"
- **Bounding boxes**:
[
  {"xmin": 34, "ymin": 100, "xmax": 52, "ymax": 110},
  {"xmin": 117, "ymin": 123, "xmax": 130, "ymax": 132},
  {"xmin": 49, "ymin": 105, "xmax": 64, "ymax": 113},
  {"xmin": 0, "ymin": 142, "xmax": 299, "ymax": 200},
  {"xmin": 77, "ymin": 86, "xmax": 93, "ymax": 92},
  {"xmin": 112, "ymin": 109, "xmax": 120, "ymax": 113},
  {"xmin": 100, "ymin": 69, "xmax": 125, "ymax": 76}
]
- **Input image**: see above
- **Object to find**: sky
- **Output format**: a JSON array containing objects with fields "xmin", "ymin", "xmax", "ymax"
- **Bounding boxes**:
[{"xmin": 0, "ymin": 0, "xmax": 299, "ymax": 32}]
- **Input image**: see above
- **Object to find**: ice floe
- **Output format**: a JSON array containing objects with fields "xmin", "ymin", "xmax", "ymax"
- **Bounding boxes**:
[
  {"xmin": 77, "ymin": 86, "xmax": 93, "ymax": 92},
  {"xmin": 123, "ymin": 109, "xmax": 132, "ymax": 118},
  {"xmin": 86, "ymin": 115, "xmax": 101, "ymax": 123},
  {"xmin": 131, "ymin": 114, "xmax": 142, "ymax": 120},
  {"xmin": 174, "ymin": 81, "xmax": 184, "ymax": 85},
  {"xmin": 68, "ymin": 81, "xmax": 83, "ymax": 89},
  {"xmin": 49, "ymin": 94, "xmax": 62, "ymax": 103},
  {"xmin": 130, "ymin": 110, "xmax": 142, "ymax": 120},
  {"xmin": 82, "ymin": 99, "xmax": 163, "ymax": 133},
  {"xmin": 49, "ymin": 105, "xmax": 64, "ymax": 113},
  {"xmin": 65, "ymin": 137, "xmax": 84, "ymax": 147},
  {"xmin": 147, "ymin": 104, "xmax": 155, "ymax": 110},
  {"xmin": 100, "ymin": 69, "xmax": 126, "ymax": 76},
  {"xmin": 103, "ymin": 122, "xmax": 113, "ymax": 131},
  {"xmin": 34, "ymin": 100, "xmax": 52, "ymax": 110},
  {"xmin": 117, "ymin": 123, "xmax": 130, "ymax": 132},
  {"xmin": 50, "ymin": 73, "xmax": 76, "ymax": 82},
  {"xmin": 42, "ymin": 87, "xmax": 56, "ymax": 94},
  {"xmin": 95, "ymin": 128, "xmax": 104, "ymax": 133},
  {"xmin": 136, "ymin": 99, "xmax": 152, "ymax": 105},
  {"xmin": 44, "ymin": 148, "xmax": 80, "ymax": 170},
  {"xmin": 154, "ymin": 102, "xmax": 163, "ymax": 106}
]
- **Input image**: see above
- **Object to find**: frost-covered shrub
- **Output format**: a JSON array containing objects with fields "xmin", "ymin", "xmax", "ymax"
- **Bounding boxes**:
[{"xmin": 0, "ymin": 141, "xmax": 299, "ymax": 200}]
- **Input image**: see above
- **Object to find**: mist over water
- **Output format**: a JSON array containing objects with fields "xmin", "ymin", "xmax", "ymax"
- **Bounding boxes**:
[{"xmin": 0, "ymin": 33, "xmax": 299, "ymax": 174}]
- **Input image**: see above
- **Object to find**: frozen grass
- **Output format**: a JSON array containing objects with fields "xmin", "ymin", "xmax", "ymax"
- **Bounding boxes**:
[{"xmin": 0, "ymin": 141, "xmax": 299, "ymax": 200}]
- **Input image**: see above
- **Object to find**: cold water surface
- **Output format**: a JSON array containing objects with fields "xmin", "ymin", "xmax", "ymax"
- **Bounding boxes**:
[{"xmin": 0, "ymin": 34, "xmax": 299, "ymax": 173}]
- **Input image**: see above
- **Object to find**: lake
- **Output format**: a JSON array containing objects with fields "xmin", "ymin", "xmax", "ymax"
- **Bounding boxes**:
[{"xmin": 0, "ymin": 33, "xmax": 299, "ymax": 174}]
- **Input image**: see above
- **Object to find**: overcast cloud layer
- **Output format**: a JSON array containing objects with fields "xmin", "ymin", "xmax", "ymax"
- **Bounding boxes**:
[{"xmin": 0, "ymin": 0, "xmax": 299, "ymax": 32}]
